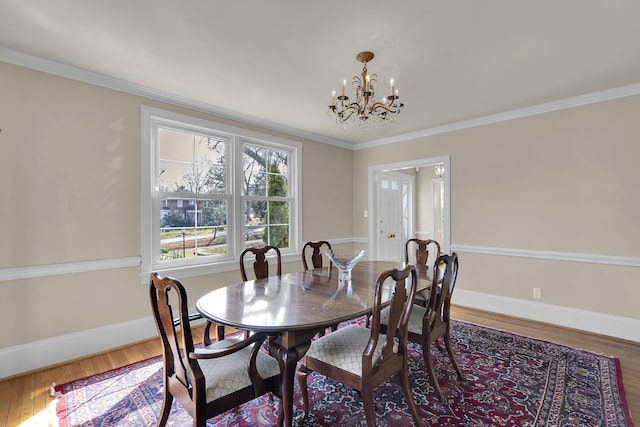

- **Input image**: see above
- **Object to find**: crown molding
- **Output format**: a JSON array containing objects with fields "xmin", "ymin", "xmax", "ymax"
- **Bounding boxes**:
[
  {"xmin": 0, "ymin": 47, "xmax": 351, "ymax": 149},
  {"xmin": 354, "ymin": 82, "xmax": 640, "ymax": 150},
  {"xmin": 3, "ymin": 47, "xmax": 640, "ymax": 153}
]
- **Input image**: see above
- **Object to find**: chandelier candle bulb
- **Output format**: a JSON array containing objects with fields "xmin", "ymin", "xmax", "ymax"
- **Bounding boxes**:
[
  {"xmin": 390, "ymin": 78, "xmax": 395, "ymax": 96},
  {"xmin": 342, "ymin": 79, "xmax": 346, "ymax": 96}
]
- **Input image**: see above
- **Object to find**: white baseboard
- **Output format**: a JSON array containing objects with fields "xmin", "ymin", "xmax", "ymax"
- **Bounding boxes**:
[
  {"xmin": 2, "ymin": 292, "xmax": 638, "ymax": 379},
  {"xmin": 0, "ymin": 316, "xmax": 158, "ymax": 379},
  {"xmin": 453, "ymin": 289, "xmax": 640, "ymax": 343}
]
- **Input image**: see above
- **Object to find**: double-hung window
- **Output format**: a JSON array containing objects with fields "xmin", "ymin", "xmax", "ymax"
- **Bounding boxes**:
[{"xmin": 141, "ymin": 106, "xmax": 301, "ymax": 278}]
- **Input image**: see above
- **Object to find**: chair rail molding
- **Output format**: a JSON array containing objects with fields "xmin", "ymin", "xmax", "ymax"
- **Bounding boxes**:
[
  {"xmin": 0, "ymin": 256, "xmax": 142, "ymax": 282},
  {"xmin": 450, "ymin": 244, "xmax": 640, "ymax": 268}
]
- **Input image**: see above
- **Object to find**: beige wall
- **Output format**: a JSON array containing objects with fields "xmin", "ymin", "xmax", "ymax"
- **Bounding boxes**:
[
  {"xmin": 353, "ymin": 95, "xmax": 640, "ymax": 320},
  {"xmin": 0, "ymin": 62, "xmax": 353, "ymax": 350},
  {"xmin": 2, "ymin": 59, "xmax": 639, "ymax": 375}
]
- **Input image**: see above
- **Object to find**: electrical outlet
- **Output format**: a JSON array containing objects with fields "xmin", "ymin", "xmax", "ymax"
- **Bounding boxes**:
[{"xmin": 533, "ymin": 288, "xmax": 541, "ymax": 299}]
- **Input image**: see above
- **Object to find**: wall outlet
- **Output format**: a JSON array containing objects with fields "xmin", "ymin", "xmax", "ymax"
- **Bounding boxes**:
[{"xmin": 533, "ymin": 288, "xmax": 541, "ymax": 299}]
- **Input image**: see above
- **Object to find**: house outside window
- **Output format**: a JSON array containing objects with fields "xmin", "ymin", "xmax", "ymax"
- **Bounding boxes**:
[{"xmin": 141, "ymin": 106, "xmax": 301, "ymax": 279}]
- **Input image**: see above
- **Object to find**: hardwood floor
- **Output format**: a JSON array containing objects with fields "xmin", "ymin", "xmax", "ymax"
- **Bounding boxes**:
[{"xmin": 1, "ymin": 306, "xmax": 638, "ymax": 426}]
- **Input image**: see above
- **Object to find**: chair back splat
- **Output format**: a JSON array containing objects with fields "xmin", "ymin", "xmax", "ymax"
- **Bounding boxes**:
[
  {"xmin": 149, "ymin": 273, "xmax": 283, "ymax": 427},
  {"xmin": 405, "ymin": 238, "xmax": 440, "ymax": 267},
  {"xmin": 240, "ymin": 245, "xmax": 282, "ymax": 281},
  {"xmin": 297, "ymin": 265, "xmax": 424, "ymax": 427},
  {"xmin": 301, "ymin": 240, "xmax": 332, "ymax": 270},
  {"xmin": 405, "ymin": 238, "xmax": 441, "ymax": 307}
]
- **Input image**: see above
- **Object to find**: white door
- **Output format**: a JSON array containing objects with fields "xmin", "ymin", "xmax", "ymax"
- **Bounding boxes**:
[{"xmin": 376, "ymin": 172, "xmax": 407, "ymax": 261}]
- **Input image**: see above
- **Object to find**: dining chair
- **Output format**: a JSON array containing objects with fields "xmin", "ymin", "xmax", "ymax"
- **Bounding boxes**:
[
  {"xmin": 240, "ymin": 245, "xmax": 282, "ymax": 281},
  {"xmin": 301, "ymin": 240, "xmax": 332, "ymax": 270},
  {"xmin": 380, "ymin": 252, "xmax": 463, "ymax": 402},
  {"xmin": 405, "ymin": 238, "xmax": 441, "ymax": 307},
  {"xmin": 149, "ymin": 273, "xmax": 283, "ymax": 427},
  {"xmin": 207, "ymin": 245, "xmax": 284, "ymax": 342},
  {"xmin": 301, "ymin": 240, "xmax": 337, "ymax": 336},
  {"xmin": 297, "ymin": 265, "xmax": 424, "ymax": 427}
]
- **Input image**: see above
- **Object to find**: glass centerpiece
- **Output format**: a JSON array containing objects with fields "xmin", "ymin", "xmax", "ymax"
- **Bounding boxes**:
[{"xmin": 325, "ymin": 249, "xmax": 366, "ymax": 282}]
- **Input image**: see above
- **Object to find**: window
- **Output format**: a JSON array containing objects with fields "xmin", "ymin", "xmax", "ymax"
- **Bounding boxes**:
[{"xmin": 142, "ymin": 106, "xmax": 301, "ymax": 278}]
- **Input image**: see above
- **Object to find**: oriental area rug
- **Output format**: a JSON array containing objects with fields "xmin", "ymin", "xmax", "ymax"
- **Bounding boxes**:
[{"xmin": 55, "ymin": 320, "xmax": 634, "ymax": 426}]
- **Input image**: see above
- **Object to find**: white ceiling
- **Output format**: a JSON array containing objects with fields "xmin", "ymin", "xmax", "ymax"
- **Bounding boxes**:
[{"xmin": 2, "ymin": 1, "xmax": 640, "ymax": 146}]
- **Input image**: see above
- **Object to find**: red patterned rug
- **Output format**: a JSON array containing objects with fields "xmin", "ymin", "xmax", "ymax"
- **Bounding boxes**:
[{"xmin": 55, "ymin": 320, "xmax": 634, "ymax": 426}]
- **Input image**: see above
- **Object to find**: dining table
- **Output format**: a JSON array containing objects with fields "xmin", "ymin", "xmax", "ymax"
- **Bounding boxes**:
[{"xmin": 196, "ymin": 260, "xmax": 432, "ymax": 427}]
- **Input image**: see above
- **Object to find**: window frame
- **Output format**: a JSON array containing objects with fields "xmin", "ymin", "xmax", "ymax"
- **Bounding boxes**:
[{"xmin": 141, "ymin": 106, "xmax": 302, "ymax": 280}]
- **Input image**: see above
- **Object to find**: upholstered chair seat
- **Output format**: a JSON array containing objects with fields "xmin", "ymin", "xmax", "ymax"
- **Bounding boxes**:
[
  {"xmin": 188, "ymin": 337, "xmax": 281, "ymax": 403},
  {"xmin": 303, "ymin": 325, "xmax": 386, "ymax": 376}
]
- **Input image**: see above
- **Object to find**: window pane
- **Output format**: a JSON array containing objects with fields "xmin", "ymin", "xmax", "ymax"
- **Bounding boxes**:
[
  {"xmin": 244, "ymin": 200, "xmax": 290, "ymax": 248},
  {"xmin": 243, "ymin": 145, "xmax": 267, "ymax": 196},
  {"xmin": 158, "ymin": 128, "xmax": 193, "ymax": 162},
  {"xmin": 159, "ymin": 128, "xmax": 227, "ymax": 194},
  {"xmin": 245, "ymin": 200, "xmax": 266, "ymax": 245},
  {"xmin": 160, "ymin": 197, "xmax": 228, "ymax": 260},
  {"xmin": 195, "ymin": 200, "xmax": 228, "ymax": 257},
  {"xmin": 267, "ymin": 164, "xmax": 288, "ymax": 197},
  {"xmin": 268, "ymin": 150, "xmax": 289, "ymax": 176},
  {"xmin": 267, "ymin": 225, "xmax": 289, "ymax": 248},
  {"xmin": 195, "ymin": 135, "xmax": 226, "ymax": 194}
]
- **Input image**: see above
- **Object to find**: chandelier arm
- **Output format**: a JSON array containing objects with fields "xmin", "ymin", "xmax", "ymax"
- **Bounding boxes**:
[{"xmin": 372, "ymin": 102, "xmax": 401, "ymax": 114}]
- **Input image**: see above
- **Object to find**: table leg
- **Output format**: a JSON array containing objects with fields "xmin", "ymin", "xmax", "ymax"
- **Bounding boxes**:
[{"xmin": 269, "ymin": 338, "xmax": 311, "ymax": 427}]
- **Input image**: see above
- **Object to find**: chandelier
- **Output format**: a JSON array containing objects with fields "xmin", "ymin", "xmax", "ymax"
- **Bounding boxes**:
[{"xmin": 328, "ymin": 51, "xmax": 404, "ymax": 128}]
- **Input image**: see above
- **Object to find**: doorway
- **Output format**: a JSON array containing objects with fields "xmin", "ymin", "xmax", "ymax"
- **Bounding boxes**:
[{"xmin": 368, "ymin": 155, "xmax": 450, "ymax": 261}]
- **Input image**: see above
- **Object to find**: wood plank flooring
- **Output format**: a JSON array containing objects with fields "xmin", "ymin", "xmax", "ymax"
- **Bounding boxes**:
[{"xmin": 0, "ymin": 306, "xmax": 637, "ymax": 426}]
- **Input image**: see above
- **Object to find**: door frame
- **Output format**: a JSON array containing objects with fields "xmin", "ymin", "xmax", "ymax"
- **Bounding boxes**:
[{"xmin": 368, "ymin": 155, "xmax": 451, "ymax": 259}]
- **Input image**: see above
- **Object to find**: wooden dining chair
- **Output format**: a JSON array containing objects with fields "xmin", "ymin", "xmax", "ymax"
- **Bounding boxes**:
[
  {"xmin": 297, "ymin": 265, "xmax": 424, "ymax": 427},
  {"xmin": 380, "ymin": 253, "xmax": 463, "ymax": 402},
  {"xmin": 206, "ymin": 245, "xmax": 283, "ymax": 342},
  {"xmin": 301, "ymin": 240, "xmax": 337, "ymax": 336},
  {"xmin": 301, "ymin": 240, "xmax": 332, "ymax": 270},
  {"xmin": 240, "ymin": 245, "xmax": 282, "ymax": 281},
  {"xmin": 405, "ymin": 238, "xmax": 441, "ymax": 307},
  {"xmin": 149, "ymin": 273, "xmax": 283, "ymax": 427}
]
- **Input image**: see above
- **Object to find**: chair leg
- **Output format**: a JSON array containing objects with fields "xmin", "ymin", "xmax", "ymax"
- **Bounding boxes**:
[
  {"xmin": 444, "ymin": 330, "xmax": 464, "ymax": 380},
  {"xmin": 203, "ymin": 321, "xmax": 214, "ymax": 346},
  {"xmin": 276, "ymin": 397, "xmax": 285, "ymax": 427},
  {"xmin": 297, "ymin": 364, "xmax": 311, "ymax": 422},
  {"xmin": 361, "ymin": 386, "xmax": 377, "ymax": 427},
  {"xmin": 156, "ymin": 390, "xmax": 173, "ymax": 427},
  {"xmin": 400, "ymin": 358, "xmax": 425, "ymax": 427},
  {"xmin": 424, "ymin": 342, "xmax": 444, "ymax": 402},
  {"xmin": 216, "ymin": 323, "xmax": 225, "ymax": 340},
  {"xmin": 193, "ymin": 404, "xmax": 206, "ymax": 427}
]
